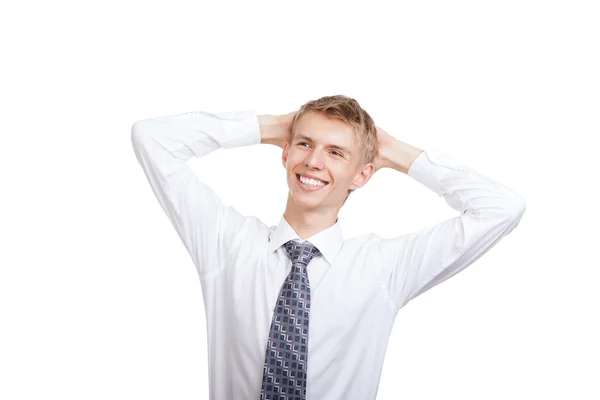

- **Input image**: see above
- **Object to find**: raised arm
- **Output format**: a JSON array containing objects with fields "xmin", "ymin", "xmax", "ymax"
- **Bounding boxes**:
[
  {"xmin": 131, "ymin": 109, "xmax": 282, "ymax": 280},
  {"xmin": 372, "ymin": 128, "xmax": 526, "ymax": 312}
]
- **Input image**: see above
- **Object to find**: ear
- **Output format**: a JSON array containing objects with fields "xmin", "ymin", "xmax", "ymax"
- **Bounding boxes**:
[
  {"xmin": 349, "ymin": 163, "xmax": 375, "ymax": 191},
  {"xmin": 281, "ymin": 141, "xmax": 289, "ymax": 169}
]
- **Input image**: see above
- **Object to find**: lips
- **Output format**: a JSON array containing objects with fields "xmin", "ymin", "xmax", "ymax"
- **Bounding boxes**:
[
  {"xmin": 296, "ymin": 174, "xmax": 329, "ymax": 184},
  {"xmin": 296, "ymin": 174, "xmax": 329, "ymax": 191}
]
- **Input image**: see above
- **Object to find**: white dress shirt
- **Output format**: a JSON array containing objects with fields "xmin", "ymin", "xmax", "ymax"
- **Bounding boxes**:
[{"xmin": 131, "ymin": 109, "xmax": 526, "ymax": 400}]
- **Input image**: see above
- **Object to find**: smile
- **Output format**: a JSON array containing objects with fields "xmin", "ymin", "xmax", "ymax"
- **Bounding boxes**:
[{"xmin": 296, "ymin": 174, "xmax": 329, "ymax": 191}]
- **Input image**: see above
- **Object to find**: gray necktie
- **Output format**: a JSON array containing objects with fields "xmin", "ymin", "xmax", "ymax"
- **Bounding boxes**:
[{"xmin": 260, "ymin": 239, "xmax": 321, "ymax": 400}]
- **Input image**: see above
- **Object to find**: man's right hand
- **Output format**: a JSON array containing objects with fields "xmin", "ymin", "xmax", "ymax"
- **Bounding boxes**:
[{"xmin": 258, "ymin": 111, "xmax": 296, "ymax": 149}]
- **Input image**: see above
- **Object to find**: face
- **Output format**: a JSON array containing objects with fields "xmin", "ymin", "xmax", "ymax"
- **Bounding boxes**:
[{"xmin": 282, "ymin": 111, "xmax": 374, "ymax": 212}]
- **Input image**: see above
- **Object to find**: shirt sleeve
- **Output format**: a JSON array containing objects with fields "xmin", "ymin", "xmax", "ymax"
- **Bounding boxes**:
[
  {"xmin": 130, "ymin": 109, "xmax": 261, "ymax": 280},
  {"xmin": 376, "ymin": 146, "xmax": 526, "ymax": 312}
]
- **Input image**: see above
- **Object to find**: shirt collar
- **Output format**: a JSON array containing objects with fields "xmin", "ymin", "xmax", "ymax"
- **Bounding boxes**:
[{"xmin": 266, "ymin": 214, "xmax": 344, "ymax": 266}]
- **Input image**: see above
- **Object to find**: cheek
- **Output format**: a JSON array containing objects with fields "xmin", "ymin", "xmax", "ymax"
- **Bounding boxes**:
[
  {"xmin": 334, "ymin": 168, "xmax": 356, "ymax": 187},
  {"xmin": 286, "ymin": 151, "xmax": 302, "ymax": 165},
  {"xmin": 330, "ymin": 165, "xmax": 347, "ymax": 179}
]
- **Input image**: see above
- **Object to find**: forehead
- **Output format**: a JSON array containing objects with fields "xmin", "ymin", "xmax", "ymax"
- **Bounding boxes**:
[{"xmin": 294, "ymin": 112, "xmax": 358, "ymax": 149}]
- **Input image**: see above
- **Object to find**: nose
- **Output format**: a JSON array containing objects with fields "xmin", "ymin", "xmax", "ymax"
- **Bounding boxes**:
[{"xmin": 304, "ymin": 148, "xmax": 325, "ymax": 170}]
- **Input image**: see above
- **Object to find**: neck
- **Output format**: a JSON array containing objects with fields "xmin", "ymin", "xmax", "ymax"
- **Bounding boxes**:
[{"xmin": 283, "ymin": 195, "xmax": 339, "ymax": 239}]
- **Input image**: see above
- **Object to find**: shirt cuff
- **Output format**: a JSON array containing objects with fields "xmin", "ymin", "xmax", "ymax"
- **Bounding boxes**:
[
  {"xmin": 218, "ymin": 109, "xmax": 262, "ymax": 148},
  {"xmin": 407, "ymin": 145, "xmax": 473, "ymax": 195}
]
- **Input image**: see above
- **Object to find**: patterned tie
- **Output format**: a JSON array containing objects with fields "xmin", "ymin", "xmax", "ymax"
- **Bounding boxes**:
[{"xmin": 260, "ymin": 239, "xmax": 321, "ymax": 400}]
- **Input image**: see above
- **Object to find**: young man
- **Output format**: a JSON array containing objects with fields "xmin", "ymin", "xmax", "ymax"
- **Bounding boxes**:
[{"xmin": 131, "ymin": 95, "xmax": 525, "ymax": 400}]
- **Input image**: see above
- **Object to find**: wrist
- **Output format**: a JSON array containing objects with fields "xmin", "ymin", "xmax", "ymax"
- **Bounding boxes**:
[
  {"xmin": 386, "ymin": 140, "xmax": 424, "ymax": 174},
  {"xmin": 258, "ymin": 114, "xmax": 282, "ymax": 145}
]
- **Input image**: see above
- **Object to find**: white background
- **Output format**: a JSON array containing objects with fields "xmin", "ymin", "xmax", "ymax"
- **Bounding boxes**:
[{"xmin": 1, "ymin": 0, "xmax": 598, "ymax": 399}]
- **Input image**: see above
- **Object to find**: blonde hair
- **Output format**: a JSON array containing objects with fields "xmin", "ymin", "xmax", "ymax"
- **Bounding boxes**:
[{"xmin": 288, "ymin": 94, "xmax": 378, "ymax": 204}]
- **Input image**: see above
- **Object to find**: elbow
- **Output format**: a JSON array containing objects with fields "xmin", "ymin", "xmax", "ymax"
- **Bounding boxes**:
[
  {"xmin": 473, "ymin": 196, "xmax": 526, "ymax": 225},
  {"xmin": 508, "ymin": 195, "xmax": 526, "ymax": 219},
  {"xmin": 496, "ymin": 190, "xmax": 526, "ymax": 221},
  {"xmin": 515, "ymin": 199, "xmax": 526, "ymax": 216},
  {"xmin": 500, "ymin": 197, "xmax": 526, "ymax": 230},
  {"xmin": 130, "ymin": 120, "xmax": 151, "ymax": 149}
]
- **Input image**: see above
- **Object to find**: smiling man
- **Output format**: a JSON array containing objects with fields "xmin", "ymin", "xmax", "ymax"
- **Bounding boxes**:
[
  {"xmin": 131, "ymin": 94, "xmax": 526, "ymax": 400},
  {"xmin": 281, "ymin": 108, "xmax": 379, "ymax": 238}
]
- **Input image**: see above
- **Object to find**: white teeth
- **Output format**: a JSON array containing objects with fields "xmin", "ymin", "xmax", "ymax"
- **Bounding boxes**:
[{"xmin": 299, "ymin": 175, "xmax": 326, "ymax": 187}]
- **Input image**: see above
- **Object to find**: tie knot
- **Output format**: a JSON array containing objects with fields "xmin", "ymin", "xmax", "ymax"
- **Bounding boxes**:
[{"xmin": 284, "ymin": 240, "xmax": 321, "ymax": 266}]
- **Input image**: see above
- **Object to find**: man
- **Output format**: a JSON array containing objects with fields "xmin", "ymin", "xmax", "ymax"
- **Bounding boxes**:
[{"xmin": 131, "ymin": 94, "xmax": 525, "ymax": 400}]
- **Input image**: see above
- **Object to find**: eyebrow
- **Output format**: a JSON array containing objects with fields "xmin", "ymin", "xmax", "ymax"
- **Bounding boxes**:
[{"xmin": 294, "ymin": 135, "xmax": 352, "ymax": 157}]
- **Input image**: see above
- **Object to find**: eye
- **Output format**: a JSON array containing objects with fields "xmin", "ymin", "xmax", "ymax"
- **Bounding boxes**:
[
  {"xmin": 331, "ymin": 151, "xmax": 342, "ymax": 157},
  {"xmin": 298, "ymin": 142, "xmax": 309, "ymax": 147}
]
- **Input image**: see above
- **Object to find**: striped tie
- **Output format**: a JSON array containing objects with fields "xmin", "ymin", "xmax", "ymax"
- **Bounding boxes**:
[{"xmin": 260, "ymin": 239, "xmax": 321, "ymax": 400}]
